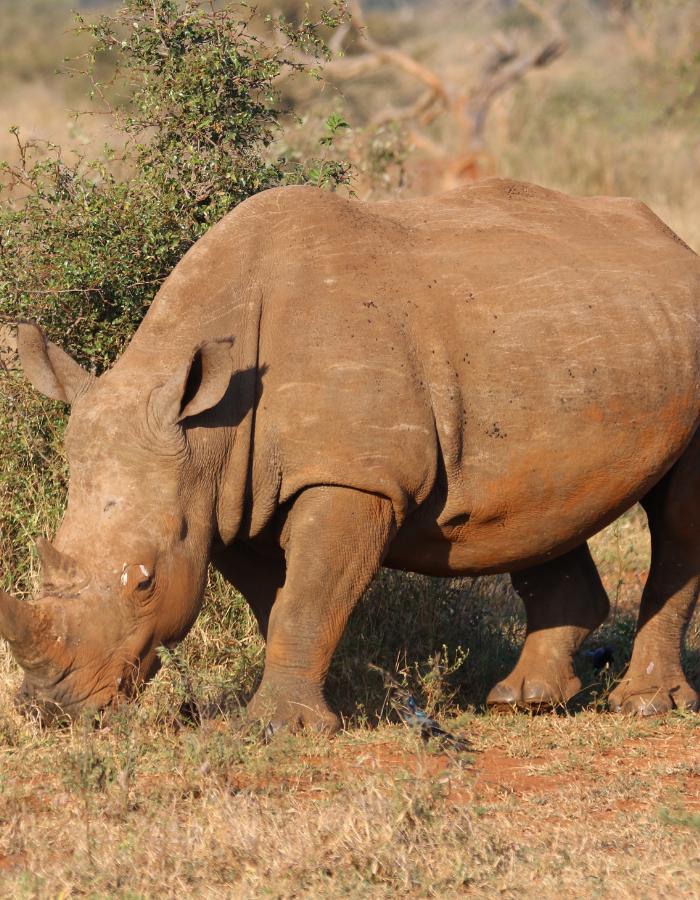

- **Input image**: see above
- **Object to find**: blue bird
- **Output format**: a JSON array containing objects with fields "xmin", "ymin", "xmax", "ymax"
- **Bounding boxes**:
[
  {"xmin": 391, "ymin": 689, "xmax": 471, "ymax": 751},
  {"xmin": 370, "ymin": 663, "xmax": 470, "ymax": 751}
]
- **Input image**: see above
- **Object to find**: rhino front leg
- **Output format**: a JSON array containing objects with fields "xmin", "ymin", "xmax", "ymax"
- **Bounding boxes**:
[
  {"xmin": 487, "ymin": 543, "xmax": 610, "ymax": 711},
  {"xmin": 247, "ymin": 486, "xmax": 396, "ymax": 733},
  {"xmin": 609, "ymin": 454, "xmax": 700, "ymax": 715}
]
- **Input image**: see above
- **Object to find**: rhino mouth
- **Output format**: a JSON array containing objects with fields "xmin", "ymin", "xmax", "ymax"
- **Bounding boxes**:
[
  {"xmin": 14, "ymin": 652, "xmax": 157, "ymax": 726},
  {"xmin": 15, "ymin": 674, "xmax": 122, "ymax": 726},
  {"xmin": 1, "ymin": 564, "xmax": 164, "ymax": 725}
]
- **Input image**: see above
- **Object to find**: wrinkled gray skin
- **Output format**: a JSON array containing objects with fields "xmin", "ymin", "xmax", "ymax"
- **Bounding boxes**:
[{"xmin": 4, "ymin": 178, "xmax": 700, "ymax": 731}]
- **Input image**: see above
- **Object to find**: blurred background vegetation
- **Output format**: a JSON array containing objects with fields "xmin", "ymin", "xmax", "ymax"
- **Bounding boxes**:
[
  {"xmin": 1, "ymin": 0, "xmax": 699, "ymax": 718},
  {"xmin": 2, "ymin": 0, "xmax": 698, "ymax": 237}
]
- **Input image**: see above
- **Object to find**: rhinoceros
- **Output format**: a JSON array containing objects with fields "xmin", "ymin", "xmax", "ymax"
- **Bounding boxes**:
[{"xmin": 3, "ymin": 178, "xmax": 700, "ymax": 730}]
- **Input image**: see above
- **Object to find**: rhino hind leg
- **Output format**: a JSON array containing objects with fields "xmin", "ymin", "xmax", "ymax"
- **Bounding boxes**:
[
  {"xmin": 487, "ymin": 543, "xmax": 610, "ymax": 712},
  {"xmin": 247, "ymin": 486, "xmax": 396, "ymax": 734},
  {"xmin": 609, "ymin": 444, "xmax": 700, "ymax": 715}
]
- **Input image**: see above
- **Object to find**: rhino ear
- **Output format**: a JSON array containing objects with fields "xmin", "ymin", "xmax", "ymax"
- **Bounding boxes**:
[
  {"xmin": 158, "ymin": 338, "xmax": 235, "ymax": 424},
  {"xmin": 16, "ymin": 322, "xmax": 92, "ymax": 404}
]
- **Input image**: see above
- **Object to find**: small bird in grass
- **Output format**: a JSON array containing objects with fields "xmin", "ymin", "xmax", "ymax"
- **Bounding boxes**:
[
  {"xmin": 370, "ymin": 665, "xmax": 471, "ymax": 751},
  {"xmin": 392, "ymin": 690, "xmax": 471, "ymax": 751}
]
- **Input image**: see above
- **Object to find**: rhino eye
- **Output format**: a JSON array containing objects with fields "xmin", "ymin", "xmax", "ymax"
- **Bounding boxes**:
[
  {"xmin": 120, "ymin": 564, "xmax": 154, "ymax": 592},
  {"xmin": 136, "ymin": 565, "xmax": 154, "ymax": 591}
]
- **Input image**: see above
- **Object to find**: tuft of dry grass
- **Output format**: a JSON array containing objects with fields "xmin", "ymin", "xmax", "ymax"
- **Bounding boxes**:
[
  {"xmin": 0, "ymin": 512, "xmax": 698, "ymax": 898},
  {"xmin": 0, "ymin": 657, "xmax": 698, "ymax": 897}
]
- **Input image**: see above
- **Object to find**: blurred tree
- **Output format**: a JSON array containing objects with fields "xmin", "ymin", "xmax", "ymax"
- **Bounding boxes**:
[{"xmin": 296, "ymin": 0, "xmax": 568, "ymax": 196}]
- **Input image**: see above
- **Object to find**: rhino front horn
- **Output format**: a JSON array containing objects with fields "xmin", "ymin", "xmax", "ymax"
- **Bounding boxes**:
[
  {"xmin": 0, "ymin": 589, "xmax": 35, "ymax": 648},
  {"xmin": 0, "ymin": 589, "xmax": 51, "ymax": 671}
]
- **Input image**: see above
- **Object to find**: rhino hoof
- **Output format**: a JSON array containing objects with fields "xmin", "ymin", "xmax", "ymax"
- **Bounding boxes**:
[
  {"xmin": 609, "ymin": 692, "xmax": 674, "ymax": 716},
  {"xmin": 261, "ymin": 711, "xmax": 341, "ymax": 740},
  {"xmin": 609, "ymin": 682, "xmax": 700, "ymax": 716},
  {"xmin": 486, "ymin": 674, "xmax": 581, "ymax": 713},
  {"xmin": 485, "ymin": 681, "xmax": 520, "ymax": 713},
  {"xmin": 521, "ymin": 680, "xmax": 560, "ymax": 711},
  {"xmin": 247, "ymin": 679, "xmax": 341, "ymax": 737}
]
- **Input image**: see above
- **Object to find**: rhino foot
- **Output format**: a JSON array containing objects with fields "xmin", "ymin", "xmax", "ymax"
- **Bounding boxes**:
[
  {"xmin": 486, "ymin": 671, "xmax": 582, "ymax": 713},
  {"xmin": 608, "ymin": 676, "xmax": 699, "ymax": 715},
  {"xmin": 247, "ymin": 674, "xmax": 341, "ymax": 736}
]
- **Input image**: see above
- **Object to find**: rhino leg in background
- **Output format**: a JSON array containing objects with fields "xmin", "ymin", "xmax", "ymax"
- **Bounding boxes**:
[
  {"xmin": 247, "ymin": 486, "xmax": 396, "ymax": 733},
  {"xmin": 487, "ymin": 543, "xmax": 610, "ymax": 711},
  {"xmin": 211, "ymin": 543, "xmax": 286, "ymax": 639},
  {"xmin": 609, "ymin": 441, "xmax": 700, "ymax": 714}
]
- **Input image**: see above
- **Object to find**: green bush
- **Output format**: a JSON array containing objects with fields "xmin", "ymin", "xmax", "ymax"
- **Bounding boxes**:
[{"xmin": 0, "ymin": 0, "xmax": 349, "ymax": 594}]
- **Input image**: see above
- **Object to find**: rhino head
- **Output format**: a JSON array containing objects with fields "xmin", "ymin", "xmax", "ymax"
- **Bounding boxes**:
[{"xmin": 1, "ymin": 323, "xmax": 236, "ymax": 722}]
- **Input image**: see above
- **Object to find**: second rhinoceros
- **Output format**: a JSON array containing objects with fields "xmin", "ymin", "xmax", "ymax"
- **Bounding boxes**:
[{"xmin": 3, "ymin": 178, "xmax": 700, "ymax": 729}]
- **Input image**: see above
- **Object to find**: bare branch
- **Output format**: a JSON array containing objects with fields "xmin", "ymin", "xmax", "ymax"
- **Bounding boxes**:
[
  {"xmin": 518, "ymin": 0, "xmax": 566, "ymax": 44},
  {"xmin": 463, "ymin": 0, "xmax": 568, "ymax": 148},
  {"xmin": 328, "ymin": 21, "xmax": 352, "ymax": 55},
  {"xmin": 370, "ymin": 88, "xmax": 442, "ymax": 129},
  {"xmin": 347, "ymin": 0, "xmax": 449, "ymax": 104}
]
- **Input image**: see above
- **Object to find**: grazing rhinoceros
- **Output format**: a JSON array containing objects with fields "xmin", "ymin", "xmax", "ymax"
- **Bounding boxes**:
[{"xmin": 3, "ymin": 178, "xmax": 700, "ymax": 730}]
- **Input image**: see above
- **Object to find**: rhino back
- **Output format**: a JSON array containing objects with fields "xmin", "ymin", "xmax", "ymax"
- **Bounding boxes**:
[{"xmin": 249, "ymin": 181, "xmax": 700, "ymax": 565}]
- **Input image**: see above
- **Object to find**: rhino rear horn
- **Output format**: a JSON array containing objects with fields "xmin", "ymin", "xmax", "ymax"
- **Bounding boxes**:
[{"xmin": 37, "ymin": 538, "xmax": 86, "ymax": 593}]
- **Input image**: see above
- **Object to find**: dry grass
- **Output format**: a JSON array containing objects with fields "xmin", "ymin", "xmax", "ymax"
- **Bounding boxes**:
[
  {"xmin": 0, "ymin": 83, "xmax": 121, "ymax": 167},
  {"xmin": 0, "ymin": 664, "xmax": 698, "ymax": 897},
  {"xmin": 0, "ymin": 0, "xmax": 119, "ymax": 165},
  {"xmin": 0, "ymin": 514, "xmax": 699, "ymax": 898}
]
